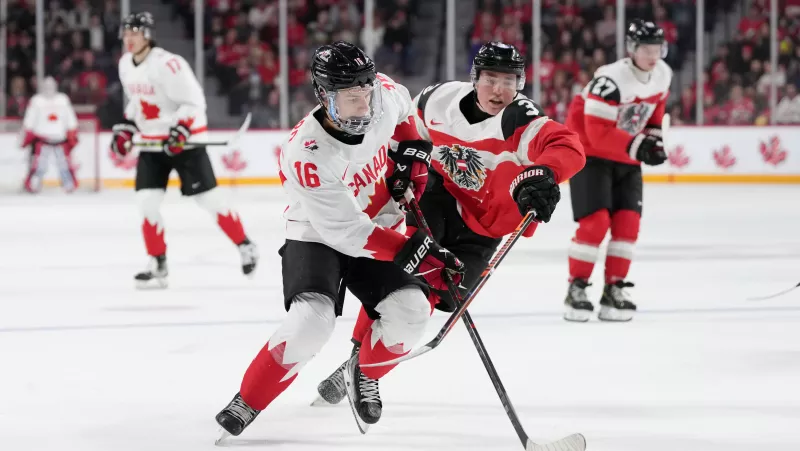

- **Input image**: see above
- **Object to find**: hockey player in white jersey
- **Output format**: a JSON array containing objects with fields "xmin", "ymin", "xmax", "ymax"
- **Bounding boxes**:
[
  {"xmin": 109, "ymin": 12, "xmax": 258, "ymax": 289},
  {"xmin": 563, "ymin": 19, "xmax": 672, "ymax": 322},
  {"xmin": 214, "ymin": 41, "xmax": 465, "ymax": 438},
  {"xmin": 20, "ymin": 76, "xmax": 79, "ymax": 193}
]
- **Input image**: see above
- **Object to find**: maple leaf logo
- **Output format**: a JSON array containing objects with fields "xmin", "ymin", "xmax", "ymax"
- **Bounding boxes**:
[
  {"xmin": 108, "ymin": 150, "xmax": 138, "ymax": 170},
  {"xmin": 667, "ymin": 145, "xmax": 690, "ymax": 168},
  {"xmin": 140, "ymin": 99, "xmax": 160, "ymax": 120},
  {"xmin": 222, "ymin": 149, "xmax": 247, "ymax": 173},
  {"xmin": 48, "ymin": 113, "xmax": 58, "ymax": 122},
  {"xmin": 759, "ymin": 135, "xmax": 787, "ymax": 166},
  {"xmin": 712, "ymin": 145, "xmax": 736, "ymax": 169},
  {"xmin": 303, "ymin": 139, "xmax": 318, "ymax": 151}
]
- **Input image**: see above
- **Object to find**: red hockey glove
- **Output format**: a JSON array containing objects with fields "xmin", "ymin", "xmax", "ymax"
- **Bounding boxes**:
[
  {"xmin": 110, "ymin": 121, "xmax": 138, "ymax": 158},
  {"xmin": 65, "ymin": 129, "xmax": 78, "ymax": 154},
  {"xmin": 386, "ymin": 140, "xmax": 432, "ymax": 203},
  {"xmin": 21, "ymin": 130, "xmax": 37, "ymax": 149},
  {"xmin": 394, "ymin": 229, "xmax": 465, "ymax": 291},
  {"xmin": 510, "ymin": 165, "xmax": 560, "ymax": 222},
  {"xmin": 628, "ymin": 133, "xmax": 666, "ymax": 166},
  {"xmin": 163, "ymin": 122, "xmax": 191, "ymax": 156}
]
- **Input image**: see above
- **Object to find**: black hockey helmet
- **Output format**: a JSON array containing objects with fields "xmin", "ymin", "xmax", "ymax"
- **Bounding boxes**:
[
  {"xmin": 311, "ymin": 41, "xmax": 383, "ymax": 135},
  {"xmin": 626, "ymin": 19, "xmax": 667, "ymax": 58},
  {"xmin": 470, "ymin": 41, "xmax": 526, "ymax": 90},
  {"xmin": 120, "ymin": 12, "xmax": 156, "ymax": 41}
]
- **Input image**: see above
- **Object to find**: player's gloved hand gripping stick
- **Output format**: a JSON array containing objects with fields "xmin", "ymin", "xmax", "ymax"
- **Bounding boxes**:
[{"xmin": 386, "ymin": 189, "xmax": 586, "ymax": 451}]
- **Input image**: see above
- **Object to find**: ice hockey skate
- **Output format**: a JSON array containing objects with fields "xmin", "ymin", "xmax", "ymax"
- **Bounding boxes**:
[
  {"xmin": 311, "ymin": 343, "xmax": 360, "ymax": 406},
  {"xmin": 215, "ymin": 392, "xmax": 261, "ymax": 443},
  {"xmin": 342, "ymin": 353, "xmax": 382, "ymax": 433},
  {"xmin": 238, "ymin": 238, "xmax": 259, "ymax": 277},
  {"xmin": 134, "ymin": 255, "xmax": 168, "ymax": 289},
  {"xmin": 564, "ymin": 278, "xmax": 594, "ymax": 322},
  {"xmin": 598, "ymin": 280, "xmax": 637, "ymax": 321}
]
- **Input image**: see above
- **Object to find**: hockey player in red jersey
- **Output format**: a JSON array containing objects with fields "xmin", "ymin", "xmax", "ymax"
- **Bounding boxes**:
[
  {"xmin": 214, "ymin": 42, "xmax": 465, "ymax": 438},
  {"xmin": 110, "ymin": 12, "xmax": 259, "ymax": 288},
  {"xmin": 563, "ymin": 19, "xmax": 671, "ymax": 322},
  {"xmin": 314, "ymin": 42, "xmax": 586, "ymax": 413}
]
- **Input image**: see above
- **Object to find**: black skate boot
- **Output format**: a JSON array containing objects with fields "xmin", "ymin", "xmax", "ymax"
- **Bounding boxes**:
[
  {"xmin": 598, "ymin": 280, "xmax": 637, "ymax": 322},
  {"xmin": 238, "ymin": 238, "xmax": 259, "ymax": 277},
  {"xmin": 313, "ymin": 342, "xmax": 360, "ymax": 406},
  {"xmin": 134, "ymin": 254, "xmax": 168, "ymax": 289},
  {"xmin": 342, "ymin": 353, "xmax": 382, "ymax": 433},
  {"xmin": 564, "ymin": 278, "xmax": 594, "ymax": 322},
  {"xmin": 215, "ymin": 392, "xmax": 261, "ymax": 440}
]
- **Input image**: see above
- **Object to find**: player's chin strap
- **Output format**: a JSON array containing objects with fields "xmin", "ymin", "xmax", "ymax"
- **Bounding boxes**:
[
  {"xmin": 377, "ymin": 189, "xmax": 585, "ymax": 451},
  {"xmin": 132, "ymin": 112, "xmax": 252, "ymax": 150}
]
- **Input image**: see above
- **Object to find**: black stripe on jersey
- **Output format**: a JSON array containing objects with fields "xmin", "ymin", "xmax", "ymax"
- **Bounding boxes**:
[
  {"xmin": 416, "ymin": 81, "xmax": 451, "ymax": 123},
  {"xmin": 501, "ymin": 98, "xmax": 546, "ymax": 140}
]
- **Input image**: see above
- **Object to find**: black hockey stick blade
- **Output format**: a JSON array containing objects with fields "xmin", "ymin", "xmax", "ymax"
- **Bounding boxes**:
[
  {"xmin": 747, "ymin": 281, "xmax": 800, "ymax": 301},
  {"xmin": 361, "ymin": 193, "xmax": 537, "ymax": 368},
  {"xmin": 134, "ymin": 113, "xmax": 252, "ymax": 148}
]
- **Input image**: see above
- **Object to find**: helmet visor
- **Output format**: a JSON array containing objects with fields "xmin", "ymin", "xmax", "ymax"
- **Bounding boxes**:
[{"xmin": 324, "ymin": 79, "xmax": 383, "ymax": 135}]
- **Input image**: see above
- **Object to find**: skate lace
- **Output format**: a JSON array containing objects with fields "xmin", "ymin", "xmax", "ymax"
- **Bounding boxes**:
[
  {"xmin": 239, "ymin": 243, "xmax": 258, "ymax": 265},
  {"xmin": 358, "ymin": 373, "xmax": 381, "ymax": 404},
  {"xmin": 569, "ymin": 284, "xmax": 590, "ymax": 303},
  {"xmin": 227, "ymin": 396, "xmax": 257, "ymax": 424},
  {"xmin": 610, "ymin": 282, "xmax": 634, "ymax": 303},
  {"xmin": 328, "ymin": 362, "xmax": 347, "ymax": 392}
]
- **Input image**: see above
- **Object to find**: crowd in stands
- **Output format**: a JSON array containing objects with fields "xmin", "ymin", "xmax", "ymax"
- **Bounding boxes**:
[
  {"xmin": 170, "ymin": 0, "xmax": 418, "ymax": 126},
  {"xmin": 5, "ymin": 0, "xmax": 125, "ymax": 126},
  {"xmin": 4, "ymin": 0, "xmax": 800, "ymax": 127}
]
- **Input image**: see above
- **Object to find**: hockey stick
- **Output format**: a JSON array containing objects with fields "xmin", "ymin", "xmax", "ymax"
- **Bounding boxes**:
[
  {"xmin": 403, "ymin": 191, "xmax": 586, "ymax": 451},
  {"xmin": 133, "ymin": 112, "xmax": 252, "ymax": 149},
  {"xmin": 747, "ymin": 281, "xmax": 800, "ymax": 301},
  {"xmin": 362, "ymin": 195, "xmax": 537, "ymax": 368}
]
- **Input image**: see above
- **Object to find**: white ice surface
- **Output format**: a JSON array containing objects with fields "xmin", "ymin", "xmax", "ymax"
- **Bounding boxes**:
[{"xmin": 1, "ymin": 184, "xmax": 799, "ymax": 451}]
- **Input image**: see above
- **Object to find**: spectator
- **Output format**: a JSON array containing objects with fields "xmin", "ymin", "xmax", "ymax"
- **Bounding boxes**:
[{"xmin": 774, "ymin": 83, "xmax": 800, "ymax": 123}]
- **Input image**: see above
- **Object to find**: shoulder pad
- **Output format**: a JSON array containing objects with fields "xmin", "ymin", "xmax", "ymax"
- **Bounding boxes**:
[
  {"xmin": 586, "ymin": 75, "xmax": 622, "ymax": 104},
  {"xmin": 501, "ymin": 98, "xmax": 546, "ymax": 140},
  {"xmin": 416, "ymin": 82, "xmax": 449, "ymax": 122}
]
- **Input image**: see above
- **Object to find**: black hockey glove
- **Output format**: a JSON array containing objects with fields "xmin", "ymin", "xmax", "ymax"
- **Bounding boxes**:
[
  {"xmin": 509, "ymin": 165, "xmax": 560, "ymax": 222},
  {"xmin": 628, "ymin": 133, "xmax": 666, "ymax": 166},
  {"xmin": 394, "ymin": 229, "xmax": 465, "ymax": 291},
  {"xmin": 386, "ymin": 140, "xmax": 433, "ymax": 203},
  {"xmin": 163, "ymin": 122, "xmax": 191, "ymax": 156}
]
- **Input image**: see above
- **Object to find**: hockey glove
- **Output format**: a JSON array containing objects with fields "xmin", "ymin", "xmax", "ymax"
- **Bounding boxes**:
[
  {"xmin": 65, "ymin": 129, "xmax": 79, "ymax": 154},
  {"xmin": 510, "ymin": 165, "xmax": 560, "ymax": 222},
  {"xmin": 110, "ymin": 120, "xmax": 138, "ymax": 158},
  {"xmin": 628, "ymin": 133, "xmax": 666, "ymax": 166},
  {"xmin": 163, "ymin": 122, "xmax": 191, "ymax": 156},
  {"xmin": 386, "ymin": 140, "xmax": 432, "ymax": 203},
  {"xmin": 394, "ymin": 229, "xmax": 465, "ymax": 291}
]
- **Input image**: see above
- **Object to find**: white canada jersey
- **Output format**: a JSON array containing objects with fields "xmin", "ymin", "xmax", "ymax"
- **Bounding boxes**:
[
  {"xmin": 22, "ymin": 93, "xmax": 78, "ymax": 143},
  {"xmin": 279, "ymin": 74, "xmax": 420, "ymax": 261},
  {"xmin": 119, "ymin": 47, "xmax": 208, "ymax": 147}
]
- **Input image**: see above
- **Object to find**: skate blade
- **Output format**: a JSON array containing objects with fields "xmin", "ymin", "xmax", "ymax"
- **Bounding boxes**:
[
  {"xmin": 135, "ymin": 278, "xmax": 168, "ymax": 290},
  {"xmin": 597, "ymin": 306, "xmax": 634, "ymax": 322},
  {"xmin": 342, "ymin": 359, "xmax": 371, "ymax": 434},
  {"xmin": 310, "ymin": 395, "xmax": 334, "ymax": 407},
  {"xmin": 563, "ymin": 307, "xmax": 592, "ymax": 322},
  {"xmin": 214, "ymin": 429, "xmax": 232, "ymax": 446}
]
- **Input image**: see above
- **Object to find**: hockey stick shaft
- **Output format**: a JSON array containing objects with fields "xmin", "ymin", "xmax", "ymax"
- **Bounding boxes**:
[
  {"xmin": 405, "ymin": 192, "xmax": 585, "ymax": 451},
  {"xmin": 747, "ymin": 281, "xmax": 800, "ymax": 301},
  {"xmin": 403, "ymin": 193, "xmax": 532, "ymax": 448},
  {"xmin": 361, "ymin": 196, "xmax": 536, "ymax": 368},
  {"xmin": 133, "ymin": 113, "xmax": 252, "ymax": 148}
]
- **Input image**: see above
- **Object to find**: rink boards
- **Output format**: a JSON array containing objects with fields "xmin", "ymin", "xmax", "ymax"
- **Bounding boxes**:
[{"xmin": 1, "ymin": 125, "xmax": 799, "ymax": 190}]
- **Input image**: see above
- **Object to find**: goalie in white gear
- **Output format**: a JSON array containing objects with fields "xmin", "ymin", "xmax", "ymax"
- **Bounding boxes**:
[
  {"xmin": 111, "ymin": 12, "xmax": 258, "ymax": 288},
  {"xmin": 20, "ymin": 76, "xmax": 79, "ymax": 193}
]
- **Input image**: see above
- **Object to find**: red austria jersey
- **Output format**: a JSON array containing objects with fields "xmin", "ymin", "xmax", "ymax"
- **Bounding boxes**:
[
  {"xmin": 413, "ymin": 81, "xmax": 585, "ymax": 238},
  {"xmin": 566, "ymin": 58, "xmax": 672, "ymax": 165},
  {"xmin": 279, "ymin": 73, "xmax": 421, "ymax": 261}
]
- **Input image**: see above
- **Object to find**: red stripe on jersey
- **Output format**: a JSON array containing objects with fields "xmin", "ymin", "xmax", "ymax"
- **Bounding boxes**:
[
  {"xmin": 364, "ymin": 226, "xmax": 407, "ymax": 261},
  {"xmin": 632, "ymin": 92, "xmax": 665, "ymax": 104},
  {"xmin": 566, "ymin": 95, "xmax": 638, "ymax": 165},
  {"xmin": 392, "ymin": 115, "xmax": 421, "ymax": 142},
  {"xmin": 363, "ymin": 177, "xmax": 392, "ymax": 219}
]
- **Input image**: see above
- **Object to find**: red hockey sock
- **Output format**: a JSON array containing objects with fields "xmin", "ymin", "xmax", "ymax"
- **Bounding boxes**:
[
  {"xmin": 568, "ymin": 209, "xmax": 610, "ymax": 281},
  {"xmin": 358, "ymin": 328, "xmax": 408, "ymax": 380},
  {"xmin": 217, "ymin": 211, "xmax": 247, "ymax": 245},
  {"xmin": 605, "ymin": 209, "xmax": 640, "ymax": 283},
  {"xmin": 351, "ymin": 305, "xmax": 374, "ymax": 345},
  {"xmin": 240, "ymin": 340, "xmax": 300, "ymax": 411},
  {"xmin": 142, "ymin": 219, "xmax": 166, "ymax": 256}
]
